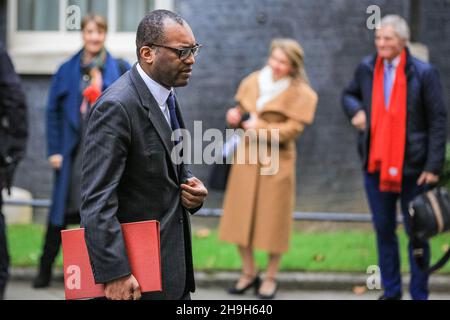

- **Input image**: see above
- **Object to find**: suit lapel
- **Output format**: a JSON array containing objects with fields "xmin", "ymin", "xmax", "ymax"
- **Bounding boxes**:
[{"xmin": 129, "ymin": 64, "xmax": 180, "ymax": 183}]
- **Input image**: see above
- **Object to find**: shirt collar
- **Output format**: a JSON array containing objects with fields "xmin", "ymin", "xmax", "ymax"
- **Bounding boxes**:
[
  {"xmin": 137, "ymin": 63, "xmax": 173, "ymax": 106},
  {"xmin": 384, "ymin": 55, "xmax": 401, "ymax": 69}
]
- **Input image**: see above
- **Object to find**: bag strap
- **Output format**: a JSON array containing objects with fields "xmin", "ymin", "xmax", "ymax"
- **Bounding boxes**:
[
  {"xmin": 409, "ymin": 184, "xmax": 450, "ymax": 274},
  {"xmin": 412, "ymin": 236, "xmax": 450, "ymax": 273},
  {"xmin": 411, "ymin": 236, "xmax": 427, "ymax": 270},
  {"xmin": 429, "ymin": 248, "xmax": 450, "ymax": 273}
]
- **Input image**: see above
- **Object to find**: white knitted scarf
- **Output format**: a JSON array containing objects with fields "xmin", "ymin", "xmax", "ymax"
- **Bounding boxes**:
[{"xmin": 256, "ymin": 66, "xmax": 291, "ymax": 111}]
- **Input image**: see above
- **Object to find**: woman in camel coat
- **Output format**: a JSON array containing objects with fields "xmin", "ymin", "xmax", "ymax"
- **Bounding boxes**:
[{"xmin": 218, "ymin": 38, "xmax": 318, "ymax": 299}]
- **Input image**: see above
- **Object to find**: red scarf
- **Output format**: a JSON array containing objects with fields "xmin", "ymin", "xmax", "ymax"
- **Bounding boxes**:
[{"xmin": 368, "ymin": 49, "xmax": 407, "ymax": 193}]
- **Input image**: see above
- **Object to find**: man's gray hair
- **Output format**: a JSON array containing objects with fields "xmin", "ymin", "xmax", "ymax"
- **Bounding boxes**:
[{"xmin": 379, "ymin": 15, "xmax": 410, "ymax": 41}]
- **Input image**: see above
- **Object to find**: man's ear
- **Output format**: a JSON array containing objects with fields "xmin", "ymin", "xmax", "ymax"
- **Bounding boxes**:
[{"xmin": 140, "ymin": 46, "xmax": 155, "ymax": 65}]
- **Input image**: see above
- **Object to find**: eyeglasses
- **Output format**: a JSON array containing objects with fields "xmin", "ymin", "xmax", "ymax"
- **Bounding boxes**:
[{"xmin": 149, "ymin": 43, "xmax": 202, "ymax": 60}]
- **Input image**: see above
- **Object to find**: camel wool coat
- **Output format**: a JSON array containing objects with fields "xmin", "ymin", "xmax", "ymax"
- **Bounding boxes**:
[{"xmin": 218, "ymin": 71, "xmax": 318, "ymax": 254}]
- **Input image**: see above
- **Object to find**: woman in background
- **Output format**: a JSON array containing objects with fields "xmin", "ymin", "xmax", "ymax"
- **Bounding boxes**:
[
  {"xmin": 33, "ymin": 14, "xmax": 130, "ymax": 288},
  {"xmin": 219, "ymin": 39, "xmax": 318, "ymax": 299}
]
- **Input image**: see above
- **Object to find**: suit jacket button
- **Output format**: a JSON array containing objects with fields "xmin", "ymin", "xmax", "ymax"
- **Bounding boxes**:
[{"xmin": 179, "ymin": 217, "xmax": 184, "ymax": 224}]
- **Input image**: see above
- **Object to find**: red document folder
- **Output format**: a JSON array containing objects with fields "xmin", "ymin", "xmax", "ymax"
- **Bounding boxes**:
[{"xmin": 61, "ymin": 220, "xmax": 162, "ymax": 300}]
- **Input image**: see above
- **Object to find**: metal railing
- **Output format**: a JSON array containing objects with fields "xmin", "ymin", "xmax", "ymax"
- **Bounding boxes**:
[
  {"xmin": 195, "ymin": 208, "xmax": 376, "ymax": 222},
  {"xmin": 4, "ymin": 199, "xmax": 51, "ymax": 208},
  {"xmin": 1, "ymin": 198, "xmax": 386, "ymax": 223}
]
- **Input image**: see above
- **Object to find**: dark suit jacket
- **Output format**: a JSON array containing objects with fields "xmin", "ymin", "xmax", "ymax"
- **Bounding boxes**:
[
  {"xmin": 80, "ymin": 64, "xmax": 200, "ymax": 300},
  {"xmin": 342, "ymin": 47, "xmax": 447, "ymax": 176}
]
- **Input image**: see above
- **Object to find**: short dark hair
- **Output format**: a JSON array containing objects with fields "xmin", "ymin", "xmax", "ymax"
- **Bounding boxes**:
[{"xmin": 136, "ymin": 10, "xmax": 185, "ymax": 60}]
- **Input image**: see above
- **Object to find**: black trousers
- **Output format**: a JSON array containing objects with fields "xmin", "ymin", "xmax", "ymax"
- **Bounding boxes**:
[
  {"xmin": 38, "ymin": 213, "xmax": 80, "ymax": 274},
  {"xmin": 0, "ymin": 193, "xmax": 9, "ymax": 299}
]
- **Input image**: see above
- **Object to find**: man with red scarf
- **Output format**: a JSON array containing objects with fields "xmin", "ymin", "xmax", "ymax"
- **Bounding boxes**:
[{"xmin": 342, "ymin": 15, "xmax": 447, "ymax": 300}]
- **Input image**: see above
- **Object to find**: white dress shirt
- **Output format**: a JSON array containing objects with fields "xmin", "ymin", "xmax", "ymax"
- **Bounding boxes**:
[{"xmin": 136, "ymin": 63, "xmax": 173, "ymax": 126}]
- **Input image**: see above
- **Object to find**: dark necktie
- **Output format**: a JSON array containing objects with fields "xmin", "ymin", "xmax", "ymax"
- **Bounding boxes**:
[
  {"xmin": 167, "ymin": 92, "xmax": 183, "ymax": 169},
  {"xmin": 167, "ymin": 91, "xmax": 181, "ymax": 132}
]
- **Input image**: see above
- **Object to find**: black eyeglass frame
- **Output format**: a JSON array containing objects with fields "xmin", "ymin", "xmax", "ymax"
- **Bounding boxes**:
[{"xmin": 148, "ymin": 43, "xmax": 202, "ymax": 60}]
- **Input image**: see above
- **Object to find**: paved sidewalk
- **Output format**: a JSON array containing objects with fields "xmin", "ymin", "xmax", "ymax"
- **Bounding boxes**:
[
  {"xmin": 10, "ymin": 268, "xmax": 450, "ymax": 292},
  {"xmin": 5, "ymin": 280, "xmax": 450, "ymax": 300},
  {"xmin": 5, "ymin": 269, "xmax": 450, "ymax": 300}
]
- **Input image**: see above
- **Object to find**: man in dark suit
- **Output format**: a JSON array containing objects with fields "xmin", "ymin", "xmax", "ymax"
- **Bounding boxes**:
[{"xmin": 81, "ymin": 10, "xmax": 208, "ymax": 300}]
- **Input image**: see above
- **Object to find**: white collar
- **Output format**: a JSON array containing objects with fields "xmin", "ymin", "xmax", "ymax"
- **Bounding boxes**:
[
  {"xmin": 384, "ymin": 55, "xmax": 401, "ymax": 69},
  {"xmin": 137, "ymin": 63, "xmax": 173, "ymax": 106}
]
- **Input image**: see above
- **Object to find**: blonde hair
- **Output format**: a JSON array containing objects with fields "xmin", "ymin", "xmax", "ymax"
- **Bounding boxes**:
[
  {"xmin": 81, "ymin": 14, "xmax": 108, "ymax": 33},
  {"xmin": 270, "ymin": 38, "xmax": 309, "ymax": 83}
]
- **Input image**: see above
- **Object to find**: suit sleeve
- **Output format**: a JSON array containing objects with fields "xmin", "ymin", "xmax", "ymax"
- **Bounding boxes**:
[
  {"xmin": 342, "ymin": 62, "xmax": 365, "ymax": 120},
  {"xmin": 180, "ymin": 166, "xmax": 204, "ymax": 215},
  {"xmin": 422, "ymin": 66, "xmax": 447, "ymax": 174},
  {"xmin": 80, "ymin": 100, "xmax": 132, "ymax": 284}
]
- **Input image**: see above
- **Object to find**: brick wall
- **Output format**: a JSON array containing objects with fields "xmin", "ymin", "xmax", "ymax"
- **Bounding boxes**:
[
  {"xmin": 173, "ymin": 0, "xmax": 409, "ymax": 212},
  {"xmin": 10, "ymin": 0, "xmax": 450, "ymax": 215},
  {"xmin": 416, "ymin": 0, "xmax": 450, "ymax": 137}
]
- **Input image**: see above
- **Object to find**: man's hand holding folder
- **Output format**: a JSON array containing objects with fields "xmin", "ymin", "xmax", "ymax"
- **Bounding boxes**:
[
  {"xmin": 61, "ymin": 220, "xmax": 162, "ymax": 300},
  {"xmin": 105, "ymin": 274, "xmax": 141, "ymax": 301}
]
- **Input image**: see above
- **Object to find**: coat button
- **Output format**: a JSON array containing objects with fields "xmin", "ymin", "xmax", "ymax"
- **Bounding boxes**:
[{"xmin": 179, "ymin": 217, "xmax": 184, "ymax": 224}]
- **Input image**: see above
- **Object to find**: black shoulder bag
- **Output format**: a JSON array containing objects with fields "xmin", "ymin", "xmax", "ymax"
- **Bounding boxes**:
[{"xmin": 408, "ymin": 187, "xmax": 450, "ymax": 273}]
